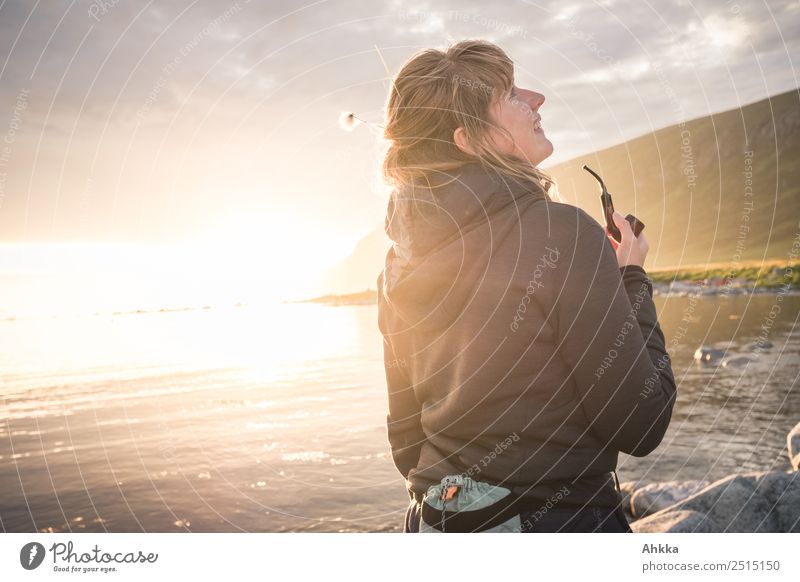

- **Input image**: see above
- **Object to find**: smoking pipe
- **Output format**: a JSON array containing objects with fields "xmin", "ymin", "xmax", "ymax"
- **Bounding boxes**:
[{"xmin": 583, "ymin": 165, "xmax": 645, "ymax": 243}]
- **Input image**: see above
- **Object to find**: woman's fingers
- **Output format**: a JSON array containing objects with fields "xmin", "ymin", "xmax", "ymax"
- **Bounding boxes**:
[
  {"xmin": 637, "ymin": 231, "xmax": 650, "ymax": 253},
  {"xmin": 612, "ymin": 211, "xmax": 634, "ymax": 242},
  {"xmin": 610, "ymin": 210, "xmax": 648, "ymax": 267}
]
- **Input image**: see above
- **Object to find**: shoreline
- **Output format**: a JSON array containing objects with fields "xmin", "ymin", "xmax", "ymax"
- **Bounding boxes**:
[{"xmin": 293, "ymin": 260, "xmax": 800, "ymax": 305}]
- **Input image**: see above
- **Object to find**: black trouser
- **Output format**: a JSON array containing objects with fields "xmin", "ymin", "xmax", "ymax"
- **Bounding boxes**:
[{"xmin": 403, "ymin": 498, "xmax": 632, "ymax": 533}]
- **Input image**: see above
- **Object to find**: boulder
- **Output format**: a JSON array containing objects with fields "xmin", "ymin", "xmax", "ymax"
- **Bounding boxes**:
[
  {"xmin": 632, "ymin": 509, "xmax": 722, "ymax": 533},
  {"xmin": 788, "ymin": 421, "xmax": 800, "ymax": 471},
  {"xmin": 693, "ymin": 346, "xmax": 726, "ymax": 363},
  {"xmin": 753, "ymin": 470, "xmax": 800, "ymax": 532},
  {"xmin": 618, "ymin": 481, "xmax": 639, "ymax": 521},
  {"xmin": 635, "ymin": 471, "xmax": 800, "ymax": 532},
  {"xmin": 721, "ymin": 355, "xmax": 755, "ymax": 368},
  {"xmin": 629, "ymin": 480, "xmax": 711, "ymax": 519},
  {"xmin": 748, "ymin": 340, "xmax": 774, "ymax": 351},
  {"xmin": 628, "ymin": 423, "xmax": 800, "ymax": 532}
]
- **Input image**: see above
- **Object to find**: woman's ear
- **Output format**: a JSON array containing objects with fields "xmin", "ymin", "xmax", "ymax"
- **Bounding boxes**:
[{"xmin": 453, "ymin": 127, "xmax": 475, "ymax": 156}]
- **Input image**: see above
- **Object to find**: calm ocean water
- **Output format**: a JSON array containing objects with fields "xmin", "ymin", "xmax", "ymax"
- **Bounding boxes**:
[{"xmin": 1, "ymin": 292, "xmax": 798, "ymax": 532}]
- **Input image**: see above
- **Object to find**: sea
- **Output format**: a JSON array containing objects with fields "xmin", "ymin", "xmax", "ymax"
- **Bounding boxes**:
[{"xmin": 1, "ymin": 270, "xmax": 798, "ymax": 532}]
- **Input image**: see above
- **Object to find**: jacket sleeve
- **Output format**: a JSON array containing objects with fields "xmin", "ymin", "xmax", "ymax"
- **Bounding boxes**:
[
  {"xmin": 551, "ymin": 216, "xmax": 677, "ymax": 457},
  {"xmin": 382, "ymin": 335, "xmax": 426, "ymax": 478}
]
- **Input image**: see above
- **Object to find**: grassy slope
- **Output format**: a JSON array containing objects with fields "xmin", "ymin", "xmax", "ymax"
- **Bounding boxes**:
[
  {"xmin": 546, "ymin": 89, "xmax": 800, "ymax": 271},
  {"xmin": 647, "ymin": 259, "xmax": 800, "ymax": 289}
]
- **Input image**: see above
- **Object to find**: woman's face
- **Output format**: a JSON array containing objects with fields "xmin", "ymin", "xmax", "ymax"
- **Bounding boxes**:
[{"xmin": 487, "ymin": 85, "xmax": 553, "ymax": 166}]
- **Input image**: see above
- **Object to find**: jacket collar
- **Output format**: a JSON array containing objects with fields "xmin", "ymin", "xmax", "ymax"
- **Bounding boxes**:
[{"xmin": 380, "ymin": 162, "xmax": 546, "ymax": 331}]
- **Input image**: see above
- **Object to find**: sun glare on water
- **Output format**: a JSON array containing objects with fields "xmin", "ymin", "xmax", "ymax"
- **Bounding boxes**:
[
  {"xmin": 0, "ymin": 210, "xmax": 353, "ymax": 319},
  {"xmin": 0, "ymin": 210, "xmax": 360, "ymax": 386}
]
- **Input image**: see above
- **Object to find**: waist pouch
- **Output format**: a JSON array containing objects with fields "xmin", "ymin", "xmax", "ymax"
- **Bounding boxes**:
[{"xmin": 419, "ymin": 475, "xmax": 521, "ymax": 533}]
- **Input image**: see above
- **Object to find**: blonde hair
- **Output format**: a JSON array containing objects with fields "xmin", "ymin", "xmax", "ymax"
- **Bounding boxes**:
[{"xmin": 382, "ymin": 39, "xmax": 556, "ymax": 199}]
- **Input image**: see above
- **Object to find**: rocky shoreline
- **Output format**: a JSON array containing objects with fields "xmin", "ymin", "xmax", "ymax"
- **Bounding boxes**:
[
  {"xmin": 294, "ymin": 277, "xmax": 800, "ymax": 306},
  {"xmin": 652, "ymin": 282, "xmax": 800, "ymax": 297},
  {"xmin": 648, "ymin": 260, "xmax": 800, "ymax": 296},
  {"xmin": 622, "ymin": 421, "xmax": 800, "ymax": 532}
]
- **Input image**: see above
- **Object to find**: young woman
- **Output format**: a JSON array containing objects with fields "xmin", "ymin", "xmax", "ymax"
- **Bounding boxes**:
[{"xmin": 376, "ymin": 40, "xmax": 677, "ymax": 533}]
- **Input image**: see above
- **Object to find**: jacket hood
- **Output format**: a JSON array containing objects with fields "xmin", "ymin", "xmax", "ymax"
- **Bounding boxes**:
[{"xmin": 380, "ymin": 162, "xmax": 546, "ymax": 332}]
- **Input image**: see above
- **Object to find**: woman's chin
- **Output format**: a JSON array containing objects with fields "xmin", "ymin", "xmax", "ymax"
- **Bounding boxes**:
[{"xmin": 531, "ymin": 140, "xmax": 554, "ymax": 166}]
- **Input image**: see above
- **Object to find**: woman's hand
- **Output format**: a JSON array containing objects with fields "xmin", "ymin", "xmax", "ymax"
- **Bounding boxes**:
[{"xmin": 607, "ymin": 210, "xmax": 649, "ymax": 268}]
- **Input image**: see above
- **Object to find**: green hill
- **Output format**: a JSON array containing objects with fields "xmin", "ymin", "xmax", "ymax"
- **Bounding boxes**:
[{"xmin": 546, "ymin": 89, "xmax": 800, "ymax": 270}]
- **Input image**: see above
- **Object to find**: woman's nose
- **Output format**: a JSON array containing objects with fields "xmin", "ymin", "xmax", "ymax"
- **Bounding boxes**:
[{"xmin": 530, "ymin": 91, "xmax": 545, "ymax": 109}]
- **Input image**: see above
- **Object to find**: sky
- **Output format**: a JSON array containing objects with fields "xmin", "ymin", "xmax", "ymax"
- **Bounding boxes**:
[{"xmin": 0, "ymin": 0, "xmax": 797, "ymax": 300}]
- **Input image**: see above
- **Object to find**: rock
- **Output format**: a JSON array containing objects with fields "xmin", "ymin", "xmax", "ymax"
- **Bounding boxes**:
[
  {"xmin": 628, "ymin": 423, "xmax": 800, "ymax": 532},
  {"xmin": 636, "ymin": 471, "xmax": 800, "ymax": 532},
  {"xmin": 748, "ymin": 340, "xmax": 774, "ymax": 351},
  {"xmin": 753, "ymin": 470, "xmax": 800, "ymax": 532},
  {"xmin": 618, "ymin": 481, "xmax": 639, "ymax": 521},
  {"xmin": 668, "ymin": 281, "xmax": 701, "ymax": 295},
  {"xmin": 674, "ymin": 473, "xmax": 775, "ymax": 532},
  {"xmin": 693, "ymin": 346, "xmax": 726, "ymax": 363},
  {"xmin": 788, "ymin": 422, "xmax": 800, "ymax": 471},
  {"xmin": 721, "ymin": 355, "xmax": 755, "ymax": 368},
  {"xmin": 632, "ymin": 509, "xmax": 722, "ymax": 533},
  {"xmin": 629, "ymin": 480, "xmax": 711, "ymax": 519}
]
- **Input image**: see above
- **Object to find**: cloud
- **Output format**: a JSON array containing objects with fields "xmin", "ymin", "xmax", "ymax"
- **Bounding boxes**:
[{"xmin": 0, "ymin": 0, "xmax": 797, "ymax": 242}]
